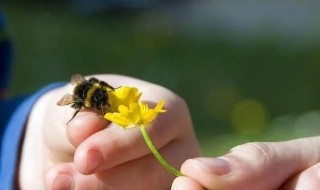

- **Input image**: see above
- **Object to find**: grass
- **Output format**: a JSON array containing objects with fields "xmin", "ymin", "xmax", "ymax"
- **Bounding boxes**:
[{"xmin": 3, "ymin": 2, "xmax": 320, "ymax": 156}]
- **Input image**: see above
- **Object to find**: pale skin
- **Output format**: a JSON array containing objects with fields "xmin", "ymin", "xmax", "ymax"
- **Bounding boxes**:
[{"xmin": 18, "ymin": 74, "xmax": 320, "ymax": 189}]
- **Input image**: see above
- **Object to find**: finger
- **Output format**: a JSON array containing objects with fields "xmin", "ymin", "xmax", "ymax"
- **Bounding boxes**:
[
  {"xmin": 96, "ymin": 140, "xmax": 190, "ymax": 190},
  {"xmin": 280, "ymin": 162, "xmax": 320, "ymax": 190},
  {"xmin": 74, "ymin": 111, "xmax": 197, "ymax": 175},
  {"xmin": 64, "ymin": 74, "xmax": 195, "ymax": 150},
  {"xmin": 63, "ymin": 74, "xmax": 181, "ymax": 148},
  {"xmin": 180, "ymin": 137, "xmax": 320, "ymax": 190},
  {"xmin": 45, "ymin": 140, "xmax": 195, "ymax": 190},
  {"xmin": 172, "ymin": 176, "xmax": 204, "ymax": 190},
  {"xmin": 60, "ymin": 74, "xmax": 154, "ymax": 148},
  {"xmin": 67, "ymin": 111, "xmax": 109, "ymax": 147}
]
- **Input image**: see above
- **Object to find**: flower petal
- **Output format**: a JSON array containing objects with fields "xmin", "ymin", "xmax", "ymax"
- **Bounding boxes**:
[{"xmin": 104, "ymin": 86, "xmax": 166, "ymax": 129}]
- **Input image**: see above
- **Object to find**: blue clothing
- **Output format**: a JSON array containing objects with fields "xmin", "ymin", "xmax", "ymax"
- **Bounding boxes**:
[{"xmin": 0, "ymin": 82, "xmax": 65, "ymax": 189}]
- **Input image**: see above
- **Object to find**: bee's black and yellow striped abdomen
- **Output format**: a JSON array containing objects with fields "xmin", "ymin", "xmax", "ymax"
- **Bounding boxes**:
[
  {"xmin": 72, "ymin": 77, "xmax": 113, "ymax": 112},
  {"xmin": 85, "ymin": 83, "xmax": 108, "ymax": 108}
]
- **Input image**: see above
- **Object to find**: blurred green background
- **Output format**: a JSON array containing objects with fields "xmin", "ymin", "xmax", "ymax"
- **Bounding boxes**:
[{"xmin": 3, "ymin": 1, "xmax": 320, "ymax": 156}]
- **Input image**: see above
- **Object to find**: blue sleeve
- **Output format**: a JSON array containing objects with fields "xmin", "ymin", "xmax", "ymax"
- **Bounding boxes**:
[
  {"xmin": 0, "ymin": 96, "xmax": 27, "ymax": 139},
  {"xmin": 0, "ymin": 82, "xmax": 66, "ymax": 189}
]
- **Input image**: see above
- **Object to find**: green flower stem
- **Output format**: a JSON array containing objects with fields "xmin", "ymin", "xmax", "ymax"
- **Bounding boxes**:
[{"xmin": 140, "ymin": 127, "xmax": 183, "ymax": 177}]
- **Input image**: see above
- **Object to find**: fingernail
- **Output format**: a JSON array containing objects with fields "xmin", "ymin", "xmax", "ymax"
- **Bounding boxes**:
[
  {"xmin": 53, "ymin": 173, "xmax": 73, "ymax": 190},
  {"xmin": 190, "ymin": 157, "xmax": 231, "ymax": 176},
  {"xmin": 171, "ymin": 183, "xmax": 183, "ymax": 190},
  {"xmin": 87, "ymin": 149, "xmax": 103, "ymax": 173}
]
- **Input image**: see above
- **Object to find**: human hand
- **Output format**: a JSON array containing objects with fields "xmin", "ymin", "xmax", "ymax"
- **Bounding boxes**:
[
  {"xmin": 18, "ymin": 74, "xmax": 200, "ymax": 189},
  {"xmin": 172, "ymin": 137, "xmax": 320, "ymax": 190}
]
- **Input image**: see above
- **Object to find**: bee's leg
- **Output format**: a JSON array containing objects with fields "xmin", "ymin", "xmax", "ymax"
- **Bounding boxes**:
[
  {"xmin": 67, "ymin": 108, "xmax": 81, "ymax": 124},
  {"xmin": 101, "ymin": 103, "xmax": 105, "ymax": 115},
  {"xmin": 101, "ymin": 103, "xmax": 111, "ymax": 116},
  {"xmin": 106, "ymin": 103, "xmax": 111, "ymax": 113}
]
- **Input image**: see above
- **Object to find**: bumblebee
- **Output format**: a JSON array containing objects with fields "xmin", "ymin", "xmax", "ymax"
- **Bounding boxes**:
[{"xmin": 57, "ymin": 74, "xmax": 115, "ymax": 122}]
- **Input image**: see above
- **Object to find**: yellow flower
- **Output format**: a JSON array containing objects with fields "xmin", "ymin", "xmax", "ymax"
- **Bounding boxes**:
[
  {"xmin": 106, "ymin": 86, "xmax": 166, "ymax": 128},
  {"xmin": 108, "ymin": 86, "xmax": 142, "ymax": 112},
  {"xmin": 105, "ymin": 100, "xmax": 166, "ymax": 128}
]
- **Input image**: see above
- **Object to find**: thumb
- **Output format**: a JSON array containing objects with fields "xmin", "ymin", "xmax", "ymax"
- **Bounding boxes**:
[{"xmin": 179, "ymin": 137, "xmax": 320, "ymax": 190}]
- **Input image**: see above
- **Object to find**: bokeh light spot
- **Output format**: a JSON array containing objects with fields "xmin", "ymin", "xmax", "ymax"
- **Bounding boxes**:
[{"xmin": 231, "ymin": 99, "xmax": 267, "ymax": 135}]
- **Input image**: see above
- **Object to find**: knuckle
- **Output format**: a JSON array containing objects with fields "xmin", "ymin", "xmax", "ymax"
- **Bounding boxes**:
[
  {"xmin": 148, "ymin": 91, "xmax": 191, "ymax": 144},
  {"xmin": 171, "ymin": 95, "xmax": 189, "ymax": 114},
  {"xmin": 231, "ymin": 142, "xmax": 276, "ymax": 168}
]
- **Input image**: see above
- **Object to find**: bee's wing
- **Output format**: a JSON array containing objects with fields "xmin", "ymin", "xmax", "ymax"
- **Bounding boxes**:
[
  {"xmin": 57, "ymin": 94, "xmax": 79, "ymax": 106},
  {"xmin": 70, "ymin": 74, "xmax": 87, "ymax": 85}
]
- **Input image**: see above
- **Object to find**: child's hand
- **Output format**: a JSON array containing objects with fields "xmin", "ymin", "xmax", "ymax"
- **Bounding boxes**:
[
  {"xmin": 19, "ymin": 74, "xmax": 200, "ymax": 190},
  {"xmin": 172, "ymin": 137, "xmax": 320, "ymax": 190}
]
